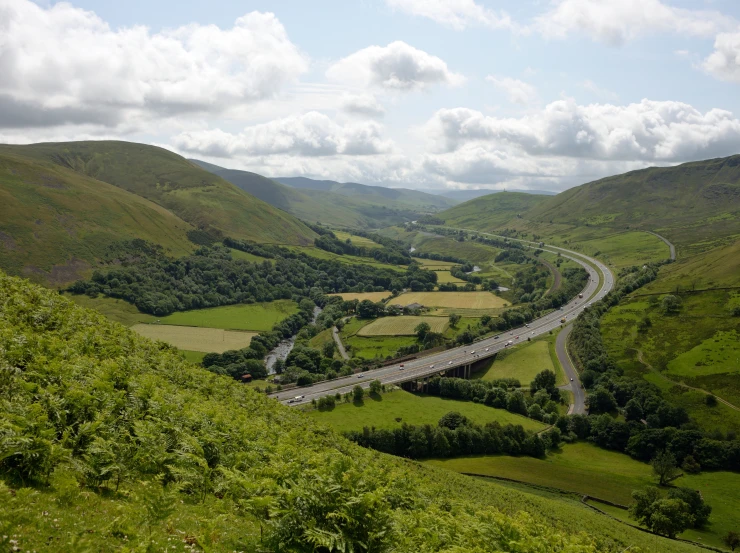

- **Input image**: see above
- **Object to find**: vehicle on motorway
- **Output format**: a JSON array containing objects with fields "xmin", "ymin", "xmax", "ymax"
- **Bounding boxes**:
[
  {"xmin": 578, "ymin": 293, "xmax": 584, "ymax": 298},
  {"xmin": 515, "ymin": 336, "xmax": 519, "ymax": 339},
  {"xmin": 560, "ymin": 317, "xmax": 566, "ymax": 323},
  {"xmin": 470, "ymin": 351, "xmax": 475, "ymax": 354},
  {"xmin": 357, "ymin": 373, "xmax": 365, "ymax": 378},
  {"xmin": 505, "ymin": 340, "xmax": 513, "ymax": 346},
  {"xmin": 448, "ymin": 361, "xmax": 453, "ymax": 365},
  {"xmin": 570, "ymin": 378, "xmax": 573, "ymax": 381},
  {"xmin": 430, "ymin": 364, "xmax": 434, "ymax": 368},
  {"xmin": 494, "ymin": 335, "xmax": 499, "ymax": 339},
  {"xmin": 485, "ymin": 348, "xmax": 489, "ymax": 351}
]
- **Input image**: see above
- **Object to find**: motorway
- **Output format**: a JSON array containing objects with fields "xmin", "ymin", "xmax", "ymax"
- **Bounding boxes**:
[{"xmin": 272, "ymin": 238, "xmax": 615, "ymax": 408}]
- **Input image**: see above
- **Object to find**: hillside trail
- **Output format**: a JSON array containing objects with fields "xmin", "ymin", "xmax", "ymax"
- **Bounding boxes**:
[{"xmin": 635, "ymin": 349, "xmax": 740, "ymax": 412}]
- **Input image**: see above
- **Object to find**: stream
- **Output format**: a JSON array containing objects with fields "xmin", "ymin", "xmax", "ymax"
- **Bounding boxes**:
[{"xmin": 265, "ymin": 305, "xmax": 322, "ymax": 374}]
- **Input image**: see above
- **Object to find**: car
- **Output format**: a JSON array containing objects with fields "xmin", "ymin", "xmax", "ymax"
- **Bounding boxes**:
[
  {"xmin": 531, "ymin": 331, "xmax": 534, "ymax": 335},
  {"xmin": 357, "ymin": 373, "xmax": 365, "ymax": 378},
  {"xmin": 485, "ymin": 348, "xmax": 489, "ymax": 352},
  {"xmin": 287, "ymin": 399, "xmax": 295, "ymax": 404},
  {"xmin": 515, "ymin": 336, "xmax": 519, "ymax": 339},
  {"xmin": 448, "ymin": 361, "xmax": 453, "ymax": 365},
  {"xmin": 470, "ymin": 351, "xmax": 475, "ymax": 354},
  {"xmin": 430, "ymin": 364, "xmax": 434, "ymax": 368},
  {"xmin": 525, "ymin": 323, "xmax": 529, "ymax": 328},
  {"xmin": 494, "ymin": 335, "xmax": 499, "ymax": 339},
  {"xmin": 570, "ymin": 377, "xmax": 573, "ymax": 381}
]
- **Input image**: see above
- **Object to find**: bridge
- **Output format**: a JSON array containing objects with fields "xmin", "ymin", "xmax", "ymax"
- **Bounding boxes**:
[{"xmin": 271, "ymin": 237, "xmax": 614, "ymax": 408}]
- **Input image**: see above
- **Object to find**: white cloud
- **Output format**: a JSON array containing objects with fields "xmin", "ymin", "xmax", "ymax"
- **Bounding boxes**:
[
  {"xmin": 326, "ymin": 41, "xmax": 464, "ymax": 91},
  {"xmin": 534, "ymin": 0, "xmax": 734, "ymax": 46},
  {"xmin": 172, "ymin": 112, "xmax": 394, "ymax": 158},
  {"xmin": 426, "ymin": 99, "xmax": 740, "ymax": 162},
  {"xmin": 0, "ymin": 0, "xmax": 308, "ymax": 129},
  {"xmin": 580, "ymin": 80, "xmax": 620, "ymax": 102},
  {"xmin": 385, "ymin": 0, "xmax": 515, "ymax": 31},
  {"xmin": 486, "ymin": 76, "xmax": 538, "ymax": 105},
  {"xmin": 341, "ymin": 94, "xmax": 386, "ymax": 118},
  {"xmin": 704, "ymin": 31, "xmax": 740, "ymax": 82}
]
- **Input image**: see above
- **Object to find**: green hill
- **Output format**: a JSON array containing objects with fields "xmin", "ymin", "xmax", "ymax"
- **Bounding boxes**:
[
  {"xmin": 0, "ymin": 141, "xmax": 316, "ymax": 246},
  {"xmin": 526, "ymin": 155, "xmax": 740, "ymax": 246},
  {"xmin": 440, "ymin": 191, "xmax": 550, "ymax": 230},
  {"xmin": 0, "ymin": 270, "xmax": 700, "ymax": 552},
  {"xmin": 190, "ymin": 161, "xmax": 369, "ymax": 228},
  {"xmin": 0, "ymin": 148, "xmax": 194, "ymax": 285}
]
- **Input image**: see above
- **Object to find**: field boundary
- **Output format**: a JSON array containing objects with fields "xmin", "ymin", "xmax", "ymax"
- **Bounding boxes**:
[{"xmin": 463, "ymin": 472, "xmax": 722, "ymax": 553}]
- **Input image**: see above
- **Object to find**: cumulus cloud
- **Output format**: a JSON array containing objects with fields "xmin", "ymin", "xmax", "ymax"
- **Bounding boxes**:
[
  {"xmin": 173, "ymin": 112, "xmax": 394, "ymax": 158},
  {"xmin": 426, "ymin": 99, "xmax": 740, "ymax": 162},
  {"xmin": 486, "ymin": 76, "xmax": 538, "ymax": 105},
  {"xmin": 534, "ymin": 0, "xmax": 733, "ymax": 46},
  {"xmin": 385, "ymin": 0, "xmax": 515, "ymax": 31},
  {"xmin": 341, "ymin": 94, "xmax": 386, "ymax": 118},
  {"xmin": 704, "ymin": 32, "xmax": 740, "ymax": 83},
  {"xmin": 326, "ymin": 41, "xmax": 464, "ymax": 91},
  {"xmin": 0, "ymin": 0, "xmax": 307, "ymax": 130}
]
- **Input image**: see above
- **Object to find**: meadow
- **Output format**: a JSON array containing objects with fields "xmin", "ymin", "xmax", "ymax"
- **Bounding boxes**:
[
  {"xmin": 475, "ymin": 337, "xmax": 565, "ymax": 386},
  {"xmin": 425, "ymin": 442, "xmax": 740, "ymax": 548},
  {"xmin": 358, "ymin": 316, "xmax": 449, "ymax": 336},
  {"xmin": 228, "ymin": 248, "xmax": 271, "ymax": 263},
  {"xmin": 333, "ymin": 230, "xmax": 383, "ymax": 248},
  {"xmin": 131, "ymin": 324, "xmax": 256, "ymax": 353},
  {"xmin": 666, "ymin": 330, "xmax": 740, "ymax": 378},
  {"xmin": 156, "ymin": 299, "xmax": 298, "ymax": 331},
  {"xmin": 329, "ymin": 291, "xmax": 392, "ymax": 302},
  {"xmin": 434, "ymin": 270, "xmax": 466, "ymax": 284},
  {"xmin": 416, "ymin": 258, "xmax": 455, "ymax": 270},
  {"xmin": 308, "ymin": 388, "xmax": 545, "ymax": 433},
  {"xmin": 66, "ymin": 293, "xmax": 155, "ymax": 326},
  {"xmin": 287, "ymin": 245, "xmax": 405, "ymax": 271},
  {"xmin": 576, "ymin": 231, "xmax": 670, "ymax": 268},
  {"xmin": 394, "ymin": 291, "xmax": 509, "ymax": 309}
]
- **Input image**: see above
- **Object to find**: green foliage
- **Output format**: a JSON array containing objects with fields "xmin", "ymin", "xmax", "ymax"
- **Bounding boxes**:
[
  {"xmin": 630, "ymin": 487, "xmax": 694, "ymax": 538},
  {"xmin": 652, "ymin": 451, "xmax": 681, "ymax": 486},
  {"xmin": 724, "ymin": 531, "xmax": 740, "ymax": 551},
  {"xmin": 353, "ymin": 385, "xmax": 365, "ymax": 402}
]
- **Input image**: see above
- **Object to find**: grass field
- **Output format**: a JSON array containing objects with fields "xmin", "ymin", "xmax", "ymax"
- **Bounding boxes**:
[
  {"xmin": 228, "ymin": 248, "xmax": 271, "ymax": 263},
  {"xmin": 181, "ymin": 350, "xmax": 207, "ymax": 363},
  {"xmin": 334, "ymin": 230, "xmax": 383, "ymax": 249},
  {"xmin": 577, "ymin": 231, "xmax": 670, "ymax": 268},
  {"xmin": 358, "ymin": 316, "xmax": 448, "ymax": 336},
  {"xmin": 429, "ymin": 442, "xmax": 740, "ymax": 548},
  {"xmin": 394, "ymin": 291, "xmax": 509, "ymax": 309},
  {"xmin": 413, "ymin": 235, "xmax": 501, "ymax": 265},
  {"xmin": 66, "ymin": 294, "xmax": 155, "ymax": 326},
  {"xmin": 435, "ymin": 270, "xmax": 466, "ymax": 284},
  {"xmin": 308, "ymin": 389, "xmax": 545, "ymax": 433},
  {"xmin": 288, "ymin": 246, "xmax": 405, "ymax": 271},
  {"xmin": 475, "ymin": 337, "xmax": 565, "ymax": 386},
  {"xmin": 329, "ymin": 292, "xmax": 392, "ymax": 302},
  {"xmin": 156, "ymin": 300, "xmax": 297, "ymax": 332},
  {"xmin": 308, "ymin": 328, "xmax": 335, "ymax": 352},
  {"xmin": 666, "ymin": 330, "xmax": 740, "ymax": 377},
  {"xmin": 131, "ymin": 324, "xmax": 256, "ymax": 353},
  {"xmin": 416, "ymin": 258, "xmax": 455, "ymax": 269}
]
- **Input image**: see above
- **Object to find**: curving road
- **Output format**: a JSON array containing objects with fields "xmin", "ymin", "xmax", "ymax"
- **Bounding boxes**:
[
  {"xmin": 272, "ymin": 236, "xmax": 614, "ymax": 407},
  {"xmin": 644, "ymin": 230, "xmax": 676, "ymax": 261},
  {"xmin": 555, "ymin": 325, "xmax": 586, "ymax": 414}
]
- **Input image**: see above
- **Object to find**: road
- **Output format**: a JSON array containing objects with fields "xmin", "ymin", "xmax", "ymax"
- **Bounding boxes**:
[
  {"xmin": 644, "ymin": 230, "xmax": 676, "ymax": 261},
  {"xmin": 332, "ymin": 326, "xmax": 349, "ymax": 360},
  {"xmin": 555, "ymin": 325, "xmax": 586, "ymax": 414},
  {"xmin": 273, "ymin": 237, "xmax": 615, "ymax": 407}
]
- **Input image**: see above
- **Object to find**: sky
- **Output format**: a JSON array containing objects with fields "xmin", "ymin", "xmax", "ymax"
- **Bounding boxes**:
[{"xmin": 3, "ymin": 0, "xmax": 740, "ymax": 192}]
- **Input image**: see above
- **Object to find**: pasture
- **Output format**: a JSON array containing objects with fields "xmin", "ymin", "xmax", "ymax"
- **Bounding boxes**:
[
  {"xmin": 357, "ymin": 316, "xmax": 448, "ymax": 336},
  {"xmin": 66, "ymin": 293, "xmax": 154, "ymax": 326},
  {"xmin": 333, "ymin": 230, "xmax": 382, "ymax": 248},
  {"xmin": 427, "ymin": 442, "xmax": 738, "ymax": 548},
  {"xmin": 287, "ymin": 246, "xmax": 405, "ymax": 271},
  {"xmin": 475, "ymin": 338, "xmax": 564, "ymax": 386},
  {"xmin": 666, "ymin": 330, "xmax": 740, "ymax": 377},
  {"xmin": 416, "ymin": 258, "xmax": 455, "ymax": 270},
  {"xmin": 394, "ymin": 291, "xmax": 509, "ymax": 309},
  {"xmin": 576, "ymin": 231, "xmax": 670, "ymax": 268},
  {"xmin": 329, "ymin": 291, "xmax": 391, "ymax": 302},
  {"xmin": 434, "ymin": 270, "xmax": 466, "ymax": 284},
  {"xmin": 131, "ymin": 324, "xmax": 256, "ymax": 353},
  {"xmin": 308, "ymin": 389, "xmax": 545, "ymax": 433},
  {"xmin": 157, "ymin": 300, "xmax": 297, "ymax": 332}
]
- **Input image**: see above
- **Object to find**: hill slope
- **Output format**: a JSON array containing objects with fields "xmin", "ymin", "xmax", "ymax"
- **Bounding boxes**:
[
  {"xmin": 0, "ymin": 271, "xmax": 700, "ymax": 552},
  {"xmin": 276, "ymin": 175, "xmax": 458, "ymax": 211},
  {"xmin": 0, "ymin": 148, "xmax": 194, "ymax": 285},
  {"xmin": 440, "ymin": 191, "xmax": 551, "ymax": 230},
  {"xmin": 190, "ymin": 161, "xmax": 369, "ymax": 227},
  {"xmin": 0, "ymin": 141, "xmax": 316, "ymax": 246},
  {"xmin": 526, "ymin": 155, "xmax": 740, "ymax": 246}
]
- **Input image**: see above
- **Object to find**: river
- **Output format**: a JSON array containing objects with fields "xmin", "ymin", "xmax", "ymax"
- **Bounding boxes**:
[{"xmin": 265, "ymin": 305, "xmax": 322, "ymax": 374}]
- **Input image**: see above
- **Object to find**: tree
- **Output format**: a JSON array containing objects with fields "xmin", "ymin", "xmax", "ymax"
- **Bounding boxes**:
[
  {"xmin": 530, "ymin": 370, "xmax": 557, "ymax": 396},
  {"xmin": 624, "ymin": 398, "xmax": 644, "ymax": 422},
  {"xmin": 667, "ymin": 487, "xmax": 712, "ymax": 528},
  {"xmin": 681, "ymin": 455, "xmax": 701, "ymax": 474},
  {"xmin": 661, "ymin": 294, "xmax": 682, "ymax": 314},
  {"xmin": 652, "ymin": 450, "xmax": 681, "ymax": 486},
  {"xmin": 723, "ymin": 531, "xmax": 740, "ymax": 551},
  {"xmin": 414, "ymin": 321, "xmax": 431, "ymax": 341},
  {"xmin": 352, "ymin": 385, "xmax": 365, "ymax": 402},
  {"xmin": 322, "ymin": 340, "xmax": 336, "ymax": 359},
  {"xmin": 448, "ymin": 313, "xmax": 461, "ymax": 328},
  {"xmin": 438, "ymin": 411, "xmax": 468, "ymax": 430},
  {"xmin": 705, "ymin": 394, "xmax": 717, "ymax": 407},
  {"xmin": 629, "ymin": 488, "xmax": 694, "ymax": 538},
  {"xmin": 588, "ymin": 387, "xmax": 617, "ymax": 414},
  {"xmin": 369, "ymin": 379, "xmax": 382, "ymax": 395}
]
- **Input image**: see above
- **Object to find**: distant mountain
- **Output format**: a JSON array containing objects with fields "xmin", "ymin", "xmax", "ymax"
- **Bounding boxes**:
[
  {"xmin": 275, "ymin": 176, "xmax": 458, "ymax": 211},
  {"xmin": 428, "ymin": 189, "xmax": 557, "ymax": 201},
  {"xmin": 440, "ymin": 191, "xmax": 551, "ymax": 230}
]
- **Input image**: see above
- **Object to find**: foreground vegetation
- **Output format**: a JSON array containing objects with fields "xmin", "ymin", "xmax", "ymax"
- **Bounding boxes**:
[{"xmin": 1, "ymin": 271, "xmax": 705, "ymax": 552}]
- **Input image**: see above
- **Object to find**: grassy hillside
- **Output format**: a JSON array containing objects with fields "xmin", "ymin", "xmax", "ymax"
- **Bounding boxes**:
[
  {"xmin": 0, "ymin": 149, "xmax": 193, "ymax": 285},
  {"xmin": 0, "ymin": 141, "xmax": 316, "ymax": 246},
  {"xmin": 441, "ymin": 191, "xmax": 550, "ymax": 230},
  {"xmin": 0, "ymin": 271, "xmax": 702, "ymax": 552},
  {"xmin": 526, "ymin": 155, "xmax": 740, "ymax": 247},
  {"xmin": 191, "ymin": 160, "xmax": 369, "ymax": 228},
  {"xmin": 277, "ymin": 176, "xmax": 458, "ymax": 211}
]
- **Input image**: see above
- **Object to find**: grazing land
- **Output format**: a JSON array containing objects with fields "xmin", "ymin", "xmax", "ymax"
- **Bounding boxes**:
[
  {"xmin": 228, "ymin": 248, "xmax": 270, "ymax": 263},
  {"xmin": 665, "ymin": 330, "xmax": 740, "ymax": 377},
  {"xmin": 344, "ymin": 334, "xmax": 418, "ymax": 360},
  {"xmin": 475, "ymin": 338, "xmax": 565, "ymax": 386},
  {"xmin": 131, "ymin": 324, "xmax": 256, "ymax": 353},
  {"xmin": 426, "ymin": 442, "xmax": 739, "ymax": 548},
  {"xmin": 308, "ymin": 389, "xmax": 545, "ymax": 433},
  {"xmin": 156, "ymin": 300, "xmax": 298, "ymax": 332},
  {"xmin": 333, "ymin": 230, "xmax": 383, "ymax": 248},
  {"xmin": 357, "ymin": 316, "xmax": 449, "ymax": 336},
  {"xmin": 394, "ymin": 291, "xmax": 509, "ymax": 309},
  {"xmin": 576, "ymin": 231, "xmax": 670, "ymax": 268},
  {"xmin": 416, "ymin": 258, "xmax": 455, "ymax": 269},
  {"xmin": 434, "ymin": 270, "xmax": 466, "ymax": 284},
  {"xmin": 66, "ymin": 293, "xmax": 154, "ymax": 326},
  {"xmin": 329, "ymin": 291, "xmax": 392, "ymax": 302},
  {"xmin": 287, "ymin": 245, "xmax": 405, "ymax": 271}
]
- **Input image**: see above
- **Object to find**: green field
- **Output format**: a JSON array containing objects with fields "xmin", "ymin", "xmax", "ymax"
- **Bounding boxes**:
[
  {"xmin": 288, "ymin": 245, "xmax": 405, "ymax": 271},
  {"xmin": 425, "ymin": 442, "xmax": 740, "ymax": 548},
  {"xmin": 308, "ymin": 328, "xmax": 335, "ymax": 352},
  {"xmin": 156, "ymin": 300, "xmax": 298, "ymax": 332},
  {"xmin": 394, "ymin": 291, "xmax": 509, "ymax": 309},
  {"xmin": 475, "ymin": 337, "xmax": 565, "ymax": 386},
  {"xmin": 358, "ymin": 316, "xmax": 449, "ymax": 336},
  {"xmin": 228, "ymin": 248, "xmax": 271, "ymax": 263},
  {"xmin": 435, "ymin": 270, "xmax": 466, "ymax": 284},
  {"xmin": 412, "ymin": 235, "xmax": 501, "ymax": 264},
  {"xmin": 666, "ymin": 330, "xmax": 740, "ymax": 377},
  {"xmin": 66, "ymin": 293, "xmax": 155, "ymax": 326},
  {"xmin": 131, "ymin": 324, "xmax": 256, "ymax": 353},
  {"xmin": 334, "ymin": 230, "xmax": 383, "ymax": 248},
  {"xmin": 308, "ymin": 389, "xmax": 545, "ymax": 433},
  {"xmin": 577, "ymin": 231, "xmax": 670, "ymax": 268},
  {"xmin": 440, "ymin": 192, "xmax": 549, "ymax": 232},
  {"xmin": 329, "ymin": 291, "xmax": 392, "ymax": 302}
]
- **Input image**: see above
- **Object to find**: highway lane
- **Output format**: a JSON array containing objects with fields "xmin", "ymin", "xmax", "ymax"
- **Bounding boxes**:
[
  {"xmin": 555, "ymin": 324, "xmax": 586, "ymax": 415},
  {"xmin": 272, "ymin": 239, "xmax": 614, "ymax": 407}
]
